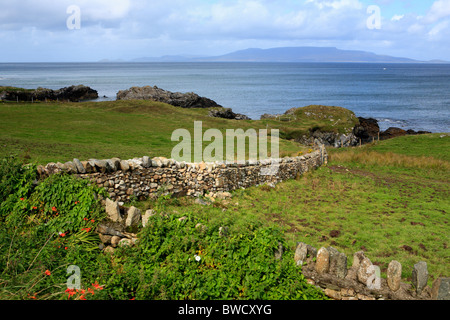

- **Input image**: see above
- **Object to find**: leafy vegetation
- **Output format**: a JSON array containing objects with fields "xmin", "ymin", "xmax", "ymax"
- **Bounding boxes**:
[{"xmin": 0, "ymin": 156, "xmax": 326, "ymax": 300}]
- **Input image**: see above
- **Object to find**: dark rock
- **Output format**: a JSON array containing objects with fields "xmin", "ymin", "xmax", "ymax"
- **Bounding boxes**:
[
  {"xmin": 353, "ymin": 117, "xmax": 380, "ymax": 143},
  {"xmin": 209, "ymin": 107, "xmax": 250, "ymax": 120},
  {"xmin": 412, "ymin": 261, "xmax": 429, "ymax": 294},
  {"xmin": 380, "ymin": 127, "xmax": 407, "ymax": 140},
  {"xmin": 116, "ymin": 85, "xmax": 222, "ymax": 109},
  {"xmin": 0, "ymin": 85, "xmax": 98, "ymax": 102}
]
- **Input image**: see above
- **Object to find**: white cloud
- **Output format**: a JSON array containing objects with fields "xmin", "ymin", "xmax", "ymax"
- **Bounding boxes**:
[
  {"xmin": 423, "ymin": 0, "xmax": 450, "ymax": 23},
  {"xmin": 391, "ymin": 14, "xmax": 404, "ymax": 21}
]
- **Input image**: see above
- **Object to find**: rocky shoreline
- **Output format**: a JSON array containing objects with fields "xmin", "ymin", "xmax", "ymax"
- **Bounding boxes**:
[
  {"xmin": 1, "ymin": 84, "xmax": 432, "ymax": 143},
  {"xmin": 0, "ymin": 85, "xmax": 98, "ymax": 102}
]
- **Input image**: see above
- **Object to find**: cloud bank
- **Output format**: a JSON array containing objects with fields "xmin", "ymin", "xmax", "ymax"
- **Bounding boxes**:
[{"xmin": 0, "ymin": 0, "xmax": 449, "ymax": 61}]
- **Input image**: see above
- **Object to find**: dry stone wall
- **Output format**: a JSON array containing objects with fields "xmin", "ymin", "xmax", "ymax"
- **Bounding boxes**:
[
  {"xmin": 293, "ymin": 242, "xmax": 450, "ymax": 300},
  {"xmin": 36, "ymin": 146, "xmax": 327, "ymax": 203}
]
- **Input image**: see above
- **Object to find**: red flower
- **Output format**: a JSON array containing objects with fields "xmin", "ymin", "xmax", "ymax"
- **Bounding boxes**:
[
  {"xmin": 80, "ymin": 295, "xmax": 86, "ymax": 300},
  {"xmin": 82, "ymin": 227, "xmax": 92, "ymax": 233},
  {"xmin": 52, "ymin": 206, "xmax": 57, "ymax": 211},
  {"xmin": 92, "ymin": 282, "xmax": 103, "ymax": 290},
  {"xmin": 32, "ymin": 206, "xmax": 37, "ymax": 210},
  {"xmin": 90, "ymin": 219, "xmax": 95, "ymax": 223},
  {"xmin": 44, "ymin": 270, "xmax": 51, "ymax": 276},
  {"xmin": 20, "ymin": 198, "xmax": 25, "ymax": 201},
  {"xmin": 59, "ymin": 232, "xmax": 66, "ymax": 237},
  {"xmin": 83, "ymin": 218, "xmax": 88, "ymax": 221}
]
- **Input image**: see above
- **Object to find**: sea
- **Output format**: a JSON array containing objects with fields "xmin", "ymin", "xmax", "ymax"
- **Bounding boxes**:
[{"xmin": 1, "ymin": 62, "xmax": 449, "ymax": 133}]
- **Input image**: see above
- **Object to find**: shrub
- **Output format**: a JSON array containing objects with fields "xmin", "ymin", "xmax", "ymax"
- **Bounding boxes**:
[{"xmin": 100, "ymin": 212, "xmax": 327, "ymax": 300}]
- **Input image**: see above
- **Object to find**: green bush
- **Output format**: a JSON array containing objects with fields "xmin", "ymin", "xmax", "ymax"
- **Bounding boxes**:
[
  {"xmin": 0, "ymin": 156, "xmax": 107, "ymax": 300},
  {"xmin": 98, "ymin": 212, "xmax": 327, "ymax": 300}
]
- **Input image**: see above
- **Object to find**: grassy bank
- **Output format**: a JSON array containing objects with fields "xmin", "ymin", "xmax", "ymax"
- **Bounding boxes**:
[{"xmin": 133, "ymin": 133, "xmax": 449, "ymax": 285}]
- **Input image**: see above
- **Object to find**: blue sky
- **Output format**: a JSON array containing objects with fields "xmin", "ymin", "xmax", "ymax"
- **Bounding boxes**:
[{"xmin": 0, "ymin": 0, "xmax": 449, "ymax": 62}]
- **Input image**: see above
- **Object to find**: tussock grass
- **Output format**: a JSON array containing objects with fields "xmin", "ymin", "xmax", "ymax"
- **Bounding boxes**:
[{"xmin": 330, "ymin": 149, "xmax": 450, "ymax": 171}]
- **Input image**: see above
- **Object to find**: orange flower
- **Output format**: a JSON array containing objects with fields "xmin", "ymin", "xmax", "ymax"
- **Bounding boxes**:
[
  {"xmin": 80, "ymin": 295, "xmax": 86, "ymax": 300},
  {"xmin": 82, "ymin": 227, "xmax": 92, "ymax": 232},
  {"xmin": 59, "ymin": 232, "xmax": 66, "ymax": 237},
  {"xmin": 20, "ymin": 198, "xmax": 25, "ymax": 201},
  {"xmin": 32, "ymin": 206, "xmax": 37, "ymax": 210},
  {"xmin": 92, "ymin": 282, "xmax": 103, "ymax": 290},
  {"xmin": 51, "ymin": 206, "xmax": 57, "ymax": 211},
  {"xmin": 88, "ymin": 288, "xmax": 95, "ymax": 295},
  {"xmin": 44, "ymin": 270, "xmax": 51, "ymax": 276}
]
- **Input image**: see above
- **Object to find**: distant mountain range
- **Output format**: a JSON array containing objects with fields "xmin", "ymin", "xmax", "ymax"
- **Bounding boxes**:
[{"xmin": 124, "ymin": 47, "xmax": 449, "ymax": 64}]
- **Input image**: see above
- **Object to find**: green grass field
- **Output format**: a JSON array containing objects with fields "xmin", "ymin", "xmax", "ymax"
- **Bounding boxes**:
[
  {"xmin": 0, "ymin": 100, "xmax": 317, "ymax": 164},
  {"xmin": 1, "ymin": 100, "xmax": 448, "ymax": 292}
]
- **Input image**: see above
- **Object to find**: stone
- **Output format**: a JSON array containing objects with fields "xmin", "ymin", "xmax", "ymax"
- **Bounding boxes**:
[
  {"xmin": 119, "ymin": 238, "xmax": 132, "ymax": 247},
  {"xmin": 412, "ymin": 261, "xmax": 429, "ymax": 295},
  {"xmin": 142, "ymin": 156, "xmax": 151, "ymax": 168},
  {"xmin": 294, "ymin": 242, "xmax": 308, "ymax": 266},
  {"xmin": 327, "ymin": 247, "xmax": 348, "ymax": 278},
  {"xmin": 64, "ymin": 161, "xmax": 78, "ymax": 174},
  {"xmin": 324, "ymin": 289, "xmax": 341, "ymax": 300},
  {"xmin": 119, "ymin": 160, "xmax": 130, "ymax": 172},
  {"xmin": 431, "ymin": 278, "xmax": 450, "ymax": 300},
  {"xmin": 341, "ymin": 288, "xmax": 356, "ymax": 297},
  {"xmin": 357, "ymin": 257, "xmax": 374, "ymax": 286},
  {"xmin": 335, "ymin": 252, "xmax": 348, "ymax": 279},
  {"xmin": 352, "ymin": 251, "xmax": 366, "ymax": 269},
  {"xmin": 315, "ymin": 247, "xmax": 330, "ymax": 275},
  {"xmin": 73, "ymin": 158, "xmax": 86, "ymax": 174},
  {"xmin": 387, "ymin": 260, "xmax": 402, "ymax": 292},
  {"xmin": 105, "ymin": 198, "xmax": 122, "ymax": 222},
  {"xmin": 104, "ymin": 246, "xmax": 115, "ymax": 254},
  {"xmin": 98, "ymin": 234, "xmax": 112, "ymax": 245},
  {"xmin": 116, "ymin": 85, "xmax": 223, "ymax": 109},
  {"xmin": 209, "ymin": 107, "xmax": 250, "ymax": 120},
  {"xmin": 142, "ymin": 209, "xmax": 156, "ymax": 228},
  {"xmin": 111, "ymin": 236, "xmax": 121, "ymax": 248},
  {"xmin": 125, "ymin": 206, "xmax": 141, "ymax": 228}
]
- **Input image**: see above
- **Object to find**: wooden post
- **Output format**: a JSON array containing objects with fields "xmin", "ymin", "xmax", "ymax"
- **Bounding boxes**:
[{"xmin": 359, "ymin": 139, "xmax": 362, "ymax": 147}]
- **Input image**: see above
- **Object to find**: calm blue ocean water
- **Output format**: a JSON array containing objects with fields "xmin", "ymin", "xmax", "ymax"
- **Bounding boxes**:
[{"xmin": 1, "ymin": 62, "xmax": 449, "ymax": 133}]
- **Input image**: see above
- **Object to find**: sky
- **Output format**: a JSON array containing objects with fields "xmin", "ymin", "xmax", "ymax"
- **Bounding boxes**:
[{"xmin": 0, "ymin": 0, "xmax": 449, "ymax": 62}]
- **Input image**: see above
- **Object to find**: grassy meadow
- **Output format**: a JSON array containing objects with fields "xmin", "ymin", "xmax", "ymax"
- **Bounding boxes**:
[{"xmin": 0, "ymin": 99, "xmax": 448, "ymax": 299}]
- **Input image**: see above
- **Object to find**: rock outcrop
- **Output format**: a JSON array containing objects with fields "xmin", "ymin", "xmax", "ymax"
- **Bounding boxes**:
[
  {"xmin": 353, "ymin": 117, "xmax": 380, "ymax": 143},
  {"xmin": 208, "ymin": 107, "xmax": 250, "ymax": 120},
  {"xmin": 116, "ymin": 85, "xmax": 223, "ymax": 109},
  {"xmin": 0, "ymin": 85, "xmax": 98, "ymax": 102}
]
